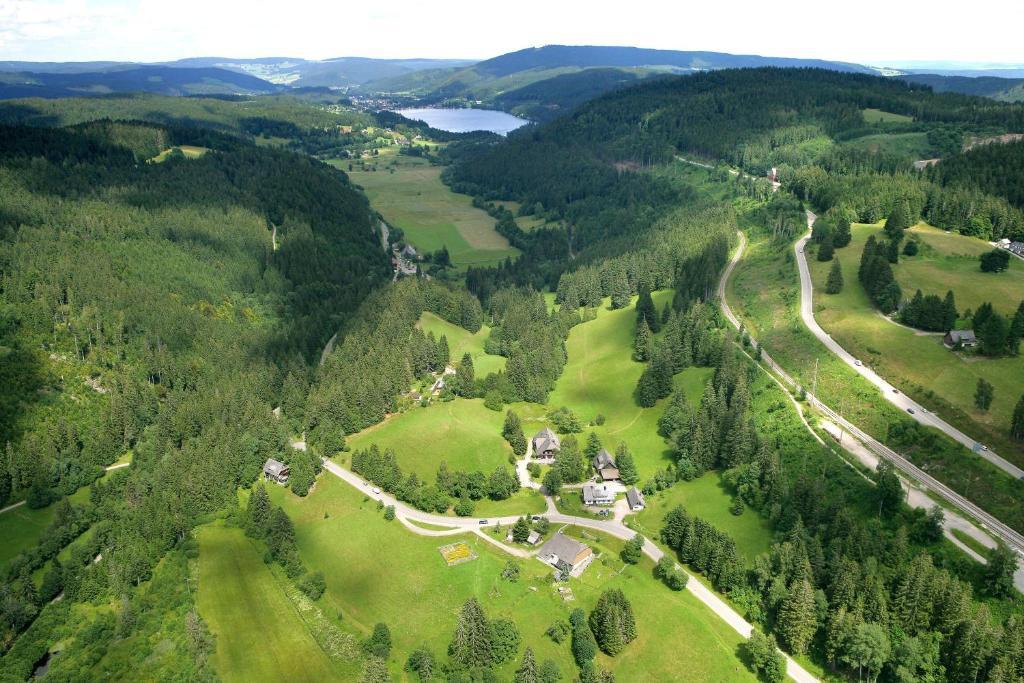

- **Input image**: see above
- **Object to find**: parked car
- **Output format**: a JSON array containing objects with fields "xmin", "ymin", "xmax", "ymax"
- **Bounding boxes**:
[
  {"xmin": 478, "ymin": 519, "xmax": 488, "ymax": 525},
  {"xmin": 531, "ymin": 516, "xmax": 542, "ymax": 521},
  {"xmin": 371, "ymin": 487, "xmax": 381, "ymax": 494},
  {"xmin": 892, "ymin": 388, "xmax": 900, "ymax": 394},
  {"xmin": 907, "ymin": 408, "xmax": 915, "ymax": 414},
  {"xmin": 854, "ymin": 359, "xmax": 862, "ymax": 366}
]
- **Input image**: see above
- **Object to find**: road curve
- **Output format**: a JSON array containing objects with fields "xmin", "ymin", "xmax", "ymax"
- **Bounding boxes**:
[
  {"xmin": 794, "ymin": 212, "xmax": 1024, "ymax": 480},
  {"xmin": 720, "ymin": 225, "xmax": 1024, "ymax": 561},
  {"xmin": 321, "ymin": 458, "xmax": 819, "ymax": 683}
]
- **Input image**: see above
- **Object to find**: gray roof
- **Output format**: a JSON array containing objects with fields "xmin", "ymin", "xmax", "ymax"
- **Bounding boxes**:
[
  {"xmin": 947, "ymin": 329, "xmax": 976, "ymax": 343},
  {"xmin": 401, "ymin": 244, "xmax": 417, "ymax": 257},
  {"xmin": 533, "ymin": 427, "xmax": 560, "ymax": 453},
  {"xmin": 582, "ymin": 484, "xmax": 615, "ymax": 504},
  {"xmin": 264, "ymin": 458, "xmax": 288, "ymax": 476},
  {"xmin": 592, "ymin": 449, "xmax": 616, "ymax": 470},
  {"xmin": 539, "ymin": 532, "xmax": 589, "ymax": 565},
  {"xmin": 626, "ymin": 487, "xmax": 645, "ymax": 508}
]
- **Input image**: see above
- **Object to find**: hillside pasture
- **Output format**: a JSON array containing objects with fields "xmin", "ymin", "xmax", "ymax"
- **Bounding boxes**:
[
  {"xmin": 417, "ymin": 311, "xmax": 506, "ymax": 376},
  {"xmin": 342, "ymin": 156, "xmax": 519, "ymax": 268},
  {"xmin": 862, "ymin": 107, "xmax": 913, "ymax": 123},
  {"xmin": 269, "ymin": 474, "xmax": 755, "ymax": 681}
]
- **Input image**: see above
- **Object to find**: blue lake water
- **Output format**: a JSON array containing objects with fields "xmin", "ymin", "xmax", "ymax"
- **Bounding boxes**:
[{"xmin": 394, "ymin": 108, "xmax": 528, "ymax": 135}]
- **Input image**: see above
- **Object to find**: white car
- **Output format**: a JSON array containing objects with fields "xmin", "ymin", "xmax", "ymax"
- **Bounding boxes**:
[{"xmin": 371, "ymin": 487, "xmax": 381, "ymax": 495}]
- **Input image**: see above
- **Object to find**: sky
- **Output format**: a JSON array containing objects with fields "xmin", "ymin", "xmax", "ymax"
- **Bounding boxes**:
[{"xmin": 1, "ymin": 0, "xmax": 1023, "ymax": 66}]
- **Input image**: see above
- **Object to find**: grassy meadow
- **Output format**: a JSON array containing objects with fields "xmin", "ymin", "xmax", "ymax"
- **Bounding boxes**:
[
  {"xmin": 265, "ymin": 474, "xmax": 755, "ymax": 681},
  {"xmin": 417, "ymin": 311, "xmax": 506, "ymax": 376},
  {"xmin": 808, "ymin": 221, "xmax": 1024, "ymax": 462},
  {"xmin": 340, "ymin": 155, "xmax": 519, "ymax": 269},
  {"xmin": 861, "ymin": 107, "xmax": 914, "ymax": 124},
  {"xmin": 196, "ymin": 524, "xmax": 346, "ymax": 683}
]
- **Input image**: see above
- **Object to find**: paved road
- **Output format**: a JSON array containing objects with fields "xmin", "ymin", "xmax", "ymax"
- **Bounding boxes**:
[
  {"xmin": 722, "ymin": 227, "xmax": 1024, "ymax": 564},
  {"xmin": 321, "ymin": 458, "xmax": 819, "ymax": 683},
  {"xmin": 794, "ymin": 211, "xmax": 1024, "ymax": 480}
]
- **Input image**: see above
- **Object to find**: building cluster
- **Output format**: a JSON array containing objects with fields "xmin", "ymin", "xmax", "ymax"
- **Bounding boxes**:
[{"xmin": 995, "ymin": 238, "xmax": 1024, "ymax": 259}]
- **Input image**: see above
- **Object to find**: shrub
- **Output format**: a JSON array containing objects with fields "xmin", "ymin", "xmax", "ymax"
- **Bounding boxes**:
[{"xmin": 298, "ymin": 571, "xmax": 326, "ymax": 600}]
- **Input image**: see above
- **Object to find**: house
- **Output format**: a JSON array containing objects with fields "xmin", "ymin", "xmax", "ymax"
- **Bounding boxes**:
[
  {"xmin": 527, "ymin": 530, "xmax": 541, "ymax": 545},
  {"xmin": 442, "ymin": 365, "xmax": 457, "ymax": 376},
  {"xmin": 538, "ymin": 532, "xmax": 593, "ymax": 574},
  {"xmin": 532, "ymin": 428, "xmax": 561, "ymax": 459},
  {"xmin": 582, "ymin": 483, "xmax": 616, "ymax": 506},
  {"xmin": 431, "ymin": 377, "xmax": 446, "ymax": 395},
  {"xmin": 625, "ymin": 487, "xmax": 646, "ymax": 511},
  {"xmin": 592, "ymin": 449, "xmax": 619, "ymax": 480},
  {"xmin": 401, "ymin": 244, "xmax": 418, "ymax": 260},
  {"xmin": 263, "ymin": 458, "xmax": 290, "ymax": 485},
  {"xmin": 944, "ymin": 329, "xmax": 978, "ymax": 348}
]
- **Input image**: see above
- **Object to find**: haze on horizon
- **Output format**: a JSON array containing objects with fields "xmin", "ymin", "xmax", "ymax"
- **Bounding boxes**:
[{"xmin": 2, "ymin": 0, "xmax": 1023, "ymax": 68}]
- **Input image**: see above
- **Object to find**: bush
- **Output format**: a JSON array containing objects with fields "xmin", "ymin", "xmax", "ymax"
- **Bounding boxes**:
[
  {"xmin": 980, "ymin": 249, "xmax": 1010, "ymax": 272},
  {"xmin": 362, "ymin": 622, "xmax": 392, "ymax": 659},
  {"xmin": 454, "ymin": 497, "xmax": 475, "ymax": 516},
  {"xmin": 546, "ymin": 620, "xmax": 571, "ymax": 643},
  {"xmin": 484, "ymin": 390, "xmax": 504, "ymax": 411},
  {"xmin": 298, "ymin": 571, "xmax": 326, "ymax": 600},
  {"xmin": 383, "ymin": 505, "xmax": 396, "ymax": 521}
]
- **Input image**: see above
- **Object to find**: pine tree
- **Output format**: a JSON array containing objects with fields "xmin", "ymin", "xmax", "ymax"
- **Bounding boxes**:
[
  {"xmin": 777, "ymin": 579, "xmax": 817, "ymax": 655},
  {"xmin": 0, "ymin": 453, "xmax": 10, "ymax": 508},
  {"xmin": 450, "ymin": 598, "xmax": 493, "ymax": 668},
  {"xmin": 832, "ymin": 217, "xmax": 852, "ymax": 248},
  {"xmin": 584, "ymin": 432, "xmax": 603, "ymax": 461},
  {"xmin": 609, "ymin": 264, "xmax": 631, "ymax": 310},
  {"xmin": 825, "ymin": 259, "xmax": 843, "ymax": 294},
  {"xmin": 817, "ymin": 234, "xmax": 835, "ymax": 261},
  {"xmin": 437, "ymin": 335, "xmax": 450, "ymax": 368},
  {"xmin": 515, "ymin": 647, "xmax": 539, "ymax": 683},
  {"xmin": 1012, "ymin": 394, "xmax": 1024, "ymax": 442},
  {"xmin": 975, "ymin": 378, "xmax": 994, "ymax": 411},
  {"xmin": 884, "ymin": 200, "xmax": 912, "ymax": 240},
  {"xmin": 503, "ymin": 410, "xmax": 527, "ymax": 456},
  {"xmin": 633, "ymin": 318, "xmax": 651, "ymax": 362},
  {"xmin": 512, "ymin": 517, "xmax": 531, "ymax": 543},
  {"xmin": 245, "ymin": 482, "xmax": 271, "ymax": 537},
  {"xmin": 454, "ymin": 353, "xmax": 475, "ymax": 397},
  {"xmin": 943, "ymin": 291, "xmax": 959, "ymax": 331},
  {"xmin": 589, "ymin": 589, "xmax": 637, "ymax": 656},
  {"xmin": 1007, "ymin": 300, "xmax": 1024, "ymax": 354},
  {"xmin": 615, "ymin": 443, "xmax": 638, "ymax": 484},
  {"xmin": 636, "ymin": 283, "xmax": 660, "ymax": 332}
]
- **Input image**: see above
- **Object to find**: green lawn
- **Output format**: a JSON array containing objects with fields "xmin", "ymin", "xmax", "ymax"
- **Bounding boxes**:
[
  {"xmin": 862, "ymin": 107, "xmax": 913, "ymax": 123},
  {"xmin": 340, "ymin": 156, "xmax": 519, "ymax": 268},
  {"xmin": 196, "ymin": 524, "xmax": 343, "ymax": 683},
  {"xmin": 840, "ymin": 132, "xmax": 932, "ymax": 159},
  {"xmin": 626, "ymin": 472, "xmax": 774, "ymax": 565},
  {"xmin": 548, "ymin": 292, "xmax": 713, "ymax": 479},
  {"xmin": 269, "ymin": 475, "xmax": 754, "ymax": 681},
  {"xmin": 808, "ymin": 222, "xmax": 1024, "ymax": 463},
  {"xmin": 417, "ymin": 311, "xmax": 506, "ymax": 376},
  {"xmin": 0, "ymin": 504, "xmax": 56, "ymax": 571}
]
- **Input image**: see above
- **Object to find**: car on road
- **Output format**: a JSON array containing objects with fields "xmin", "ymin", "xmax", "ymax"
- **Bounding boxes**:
[
  {"xmin": 907, "ymin": 408, "xmax": 915, "ymax": 414},
  {"xmin": 531, "ymin": 516, "xmax": 542, "ymax": 521},
  {"xmin": 854, "ymin": 359, "xmax": 862, "ymax": 366},
  {"xmin": 371, "ymin": 487, "xmax": 381, "ymax": 494},
  {"xmin": 892, "ymin": 388, "xmax": 899, "ymax": 394},
  {"xmin": 478, "ymin": 519, "xmax": 488, "ymax": 525}
]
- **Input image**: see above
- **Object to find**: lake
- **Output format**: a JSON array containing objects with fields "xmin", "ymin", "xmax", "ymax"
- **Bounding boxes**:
[{"xmin": 393, "ymin": 108, "xmax": 528, "ymax": 135}]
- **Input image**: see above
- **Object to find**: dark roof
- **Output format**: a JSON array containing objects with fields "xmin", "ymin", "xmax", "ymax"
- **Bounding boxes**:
[
  {"xmin": 533, "ymin": 427, "xmax": 561, "ymax": 453},
  {"xmin": 626, "ymin": 487, "xmax": 645, "ymax": 508},
  {"xmin": 264, "ymin": 458, "xmax": 289, "ymax": 476},
  {"xmin": 539, "ymin": 532, "xmax": 589, "ymax": 564},
  {"xmin": 592, "ymin": 449, "xmax": 616, "ymax": 469}
]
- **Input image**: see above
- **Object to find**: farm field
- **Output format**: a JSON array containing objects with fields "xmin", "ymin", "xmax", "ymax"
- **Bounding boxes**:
[
  {"xmin": 861, "ymin": 107, "xmax": 913, "ymax": 123},
  {"xmin": 840, "ymin": 132, "xmax": 933, "ymax": 158},
  {"xmin": 626, "ymin": 471, "xmax": 775, "ymax": 565},
  {"xmin": 340, "ymin": 155, "xmax": 519, "ymax": 269},
  {"xmin": 417, "ymin": 310, "xmax": 506, "ymax": 376},
  {"xmin": 269, "ymin": 474, "xmax": 755, "ymax": 681},
  {"xmin": 196, "ymin": 523, "xmax": 344, "ymax": 683},
  {"xmin": 808, "ymin": 221, "xmax": 1024, "ymax": 462},
  {"xmin": 549, "ymin": 291, "xmax": 714, "ymax": 479}
]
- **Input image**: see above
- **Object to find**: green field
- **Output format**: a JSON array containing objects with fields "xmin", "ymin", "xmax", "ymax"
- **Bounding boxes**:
[
  {"xmin": 196, "ymin": 524, "xmax": 344, "ymax": 683},
  {"xmin": 0, "ymin": 504, "xmax": 56, "ymax": 571},
  {"xmin": 417, "ymin": 311, "xmax": 506, "ymax": 376},
  {"xmin": 841, "ymin": 132, "xmax": 932, "ymax": 158},
  {"xmin": 809, "ymin": 222, "xmax": 1024, "ymax": 462},
  {"xmin": 627, "ymin": 472, "xmax": 774, "ymax": 565},
  {"xmin": 862, "ymin": 107, "xmax": 913, "ymax": 123},
  {"xmin": 341, "ymin": 155, "xmax": 519, "ymax": 268},
  {"xmin": 268, "ymin": 475, "xmax": 754, "ymax": 681},
  {"xmin": 548, "ymin": 292, "xmax": 714, "ymax": 479}
]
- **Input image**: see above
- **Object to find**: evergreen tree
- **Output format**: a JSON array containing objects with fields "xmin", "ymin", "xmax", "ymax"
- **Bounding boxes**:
[
  {"xmin": 515, "ymin": 647, "xmax": 539, "ymax": 683},
  {"xmin": 437, "ymin": 335, "xmax": 450, "ymax": 369},
  {"xmin": 983, "ymin": 544, "xmax": 1017, "ymax": 598},
  {"xmin": 0, "ymin": 454, "xmax": 10, "ymax": 507},
  {"xmin": 635, "ymin": 365, "xmax": 661, "ymax": 408},
  {"xmin": 943, "ymin": 290, "xmax": 959, "ymax": 331},
  {"xmin": 903, "ymin": 239, "xmax": 919, "ymax": 256},
  {"xmin": 609, "ymin": 264, "xmax": 631, "ymax": 310},
  {"xmin": 832, "ymin": 217, "xmax": 852, "ymax": 248},
  {"xmin": 635, "ymin": 283, "xmax": 661, "ymax": 332},
  {"xmin": 363, "ymin": 622, "xmax": 392, "ymax": 659},
  {"xmin": 450, "ymin": 598, "xmax": 493, "ymax": 669},
  {"xmin": 538, "ymin": 660, "xmax": 561, "ymax": 683},
  {"xmin": 570, "ymin": 608, "xmax": 598, "ymax": 666},
  {"xmin": 777, "ymin": 579, "xmax": 817, "ymax": 655},
  {"xmin": 886, "ymin": 237, "xmax": 901, "ymax": 264},
  {"xmin": 875, "ymin": 461, "xmax": 905, "ymax": 517},
  {"xmin": 490, "ymin": 619, "xmax": 521, "ymax": 663},
  {"xmin": 554, "ymin": 435, "xmax": 585, "ymax": 483},
  {"xmin": 978, "ymin": 312, "xmax": 1009, "ymax": 356},
  {"xmin": 633, "ymin": 318, "xmax": 652, "ymax": 362},
  {"xmin": 589, "ymin": 589, "xmax": 637, "ymax": 656},
  {"xmin": 884, "ymin": 200, "xmax": 912, "ymax": 239},
  {"xmin": 584, "ymin": 432, "xmax": 603, "ymax": 461},
  {"xmin": 245, "ymin": 482, "xmax": 271, "ymax": 537},
  {"xmin": 975, "ymin": 378, "xmax": 994, "ymax": 411},
  {"xmin": 1008, "ymin": 300, "xmax": 1024, "ymax": 354},
  {"xmin": 503, "ymin": 410, "xmax": 527, "ymax": 456},
  {"xmin": 454, "ymin": 353, "xmax": 475, "ymax": 397},
  {"xmin": 825, "ymin": 259, "xmax": 844, "ymax": 294},
  {"xmin": 1014, "ymin": 394, "xmax": 1024, "ymax": 441},
  {"xmin": 817, "ymin": 234, "xmax": 835, "ymax": 261},
  {"xmin": 614, "ymin": 444, "xmax": 639, "ymax": 485},
  {"xmin": 512, "ymin": 517, "xmax": 531, "ymax": 543},
  {"xmin": 405, "ymin": 646, "xmax": 436, "ymax": 681}
]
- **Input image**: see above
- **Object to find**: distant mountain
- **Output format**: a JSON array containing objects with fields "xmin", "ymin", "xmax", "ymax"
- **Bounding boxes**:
[
  {"xmin": 357, "ymin": 44, "xmax": 880, "ymax": 117},
  {"xmin": 0, "ymin": 60, "xmax": 130, "ymax": 74},
  {"xmin": 0, "ymin": 66, "xmax": 281, "ymax": 99},
  {"xmin": 159, "ymin": 56, "xmax": 475, "ymax": 86},
  {"xmin": 897, "ymin": 73, "xmax": 1024, "ymax": 103}
]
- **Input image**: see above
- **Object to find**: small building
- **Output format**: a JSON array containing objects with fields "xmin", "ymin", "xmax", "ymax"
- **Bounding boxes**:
[
  {"xmin": 431, "ymin": 377, "xmax": 446, "ymax": 395},
  {"xmin": 625, "ymin": 487, "xmax": 646, "ymax": 511},
  {"xmin": 532, "ymin": 427, "xmax": 561, "ymax": 459},
  {"xmin": 582, "ymin": 483, "xmax": 616, "ymax": 506},
  {"xmin": 944, "ymin": 329, "xmax": 978, "ymax": 348},
  {"xmin": 442, "ymin": 365, "xmax": 457, "ymax": 376},
  {"xmin": 401, "ymin": 244, "xmax": 418, "ymax": 260},
  {"xmin": 527, "ymin": 530, "xmax": 541, "ymax": 545},
  {"xmin": 592, "ymin": 449, "xmax": 619, "ymax": 480},
  {"xmin": 538, "ymin": 532, "xmax": 593, "ymax": 574},
  {"xmin": 263, "ymin": 458, "xmax": 290, "ymax": 485}
]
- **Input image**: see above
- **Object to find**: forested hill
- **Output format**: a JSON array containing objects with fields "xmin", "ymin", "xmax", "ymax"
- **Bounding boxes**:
[{"xmin": 448, "ymin": 68, "xmax": 1024, "ymax": 241}]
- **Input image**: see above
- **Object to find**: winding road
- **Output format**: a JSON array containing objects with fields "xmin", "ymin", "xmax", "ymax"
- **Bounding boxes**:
[
  {"xmin": 794, "ymin": 212, "xmax": 1024, "ymax": 480},
  {"xmin": 722, "ymin": 223, "xmax": 1024, "ymax": 587}
]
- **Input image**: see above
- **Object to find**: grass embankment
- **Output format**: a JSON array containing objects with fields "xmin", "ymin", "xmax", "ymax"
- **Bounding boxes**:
[
  {"xmin": 417, "ymin": 311, "xmax": 506, "ymax": 376},
  {"xmin": 196, "ymin": 524, "xmax": 345, "ymax": 682},
  {"xmin": 808, "ymin": 221, "xmax": 1024, "ymax": 463},
  {"xmin": 269, "ymin": 475, "xmax": 755, "ymax": 681},
  {"xmin": 728, "ymin": 227, "xmax": 1024, "ymax": 533},
  {"xmin": 341, "ymin": 155, "xmax": 519, "ymax": 269}
]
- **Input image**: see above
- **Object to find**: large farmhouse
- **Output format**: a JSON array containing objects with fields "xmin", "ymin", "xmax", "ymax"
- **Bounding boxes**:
[
  {"xmin": 538, "ymin": 532, "xmax": 593, "ymax": 575},
  {"xmin": 582, "ymin": 483, "xmax": 616, "ymax": 506},
  {"xmin": 592, "ymin": 449, "xmax": 620, "ymax": 481},
  {"xmin": 532, "ymin": 427, "xmax": 561, "ymax": 459},
  {"xmin": 944, "ymin": 329, "xmax": 977, "ymax": 349},
  {"xmin": 263, "ymin": 458, "xmax": 290, "ymax": 484}
]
